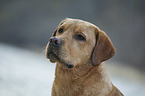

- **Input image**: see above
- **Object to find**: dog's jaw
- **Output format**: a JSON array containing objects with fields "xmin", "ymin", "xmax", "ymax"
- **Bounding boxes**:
[{"xmin": 46, "ymin": 48, "xmax": 74, "ymax": 69}]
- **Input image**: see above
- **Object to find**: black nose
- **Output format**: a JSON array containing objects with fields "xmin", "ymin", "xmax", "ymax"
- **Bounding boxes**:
[{"xmin": 49, "ymin": 37, "xmax": 62, "ymax": 46}]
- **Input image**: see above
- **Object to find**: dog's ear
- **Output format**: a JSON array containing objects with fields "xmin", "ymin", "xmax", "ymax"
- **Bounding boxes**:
[{"xmin": 92, "ymin": 30, "xmax": 116, "ymax": 66}]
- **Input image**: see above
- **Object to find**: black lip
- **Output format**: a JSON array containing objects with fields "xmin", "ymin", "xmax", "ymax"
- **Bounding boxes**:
[{"xmin": 65, "ymin": 63, "xmax": 74, "ymax": 68}]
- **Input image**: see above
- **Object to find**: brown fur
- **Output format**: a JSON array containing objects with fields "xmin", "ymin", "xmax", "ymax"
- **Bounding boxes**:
[{"xmin": 46, "ymin": 18, "xmax": 123, "ymax": 96}]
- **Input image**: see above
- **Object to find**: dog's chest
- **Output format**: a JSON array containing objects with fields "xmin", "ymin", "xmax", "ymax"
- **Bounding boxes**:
[
  {"xmin": 54, "ymin": 70, "xmax": 85, "ymax": 95},
  {"xmin": 55, "ymin": 74, "xmax": 84, "ymax": 96}
]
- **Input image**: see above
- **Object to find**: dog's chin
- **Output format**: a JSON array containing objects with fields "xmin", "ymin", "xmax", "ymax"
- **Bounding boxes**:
[
  {"xmin": 47, "ymin": 51, "xmax": 74, "ymax": 69},
  {"xmin": 47, "ymin": 51, "xmax": 60, "ymax": 63}
]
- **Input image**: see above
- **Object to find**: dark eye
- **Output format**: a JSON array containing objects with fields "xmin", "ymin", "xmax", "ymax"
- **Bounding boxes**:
[
  {"xmin": 58, "ymin": 28, "xmax": 63, "ymax": 34},
  {"xmin": 74, "ymin": 34, "xmax": 86, "ymax": 41}
]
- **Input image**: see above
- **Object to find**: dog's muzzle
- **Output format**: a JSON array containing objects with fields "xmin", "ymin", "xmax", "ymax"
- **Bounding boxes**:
[
  {"xmin": 47, "ymin": 37, "xmax": 74, "ymax": 69},
  {"xmin": 46, "ymin": 37, "xmax": 62, "ymax": 61},
  {"xmin": 49, "ymin": 37, "xmax": 62, "ymax": 47}
]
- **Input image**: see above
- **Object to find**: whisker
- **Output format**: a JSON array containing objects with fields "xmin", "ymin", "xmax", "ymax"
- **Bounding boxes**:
[{"xmin": 41, "ymin": 46, "xmax": 47, "ymax": 57}]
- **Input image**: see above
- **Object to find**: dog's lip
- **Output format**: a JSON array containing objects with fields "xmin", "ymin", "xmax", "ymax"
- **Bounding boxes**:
[
  {"xmin": 47, "ymin": 50, "xmax": 63, "ymax": 63},
  {"xmin": 47, "ymin": 51, "xmax": 59, "ymax": 59},
  {"xmin": 47, "ymin": 51, "xmax": 74, "ymax": 69},
  {"xmin": 65, "ymin": 63, "xmax": 74, "ymax": 69}
]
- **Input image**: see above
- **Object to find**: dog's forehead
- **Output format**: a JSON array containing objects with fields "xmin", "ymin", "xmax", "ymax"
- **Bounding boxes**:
[
  {"xmin": 57, "ymin": 19, "xmax": 97, "ymax": 41},
  {"xmin": 59, "ymin": 18, "xmax": 99, "ymax": 34},
  {"xmin": 62, "ymin": 18, "xmax": 97, "ymax": 28}
]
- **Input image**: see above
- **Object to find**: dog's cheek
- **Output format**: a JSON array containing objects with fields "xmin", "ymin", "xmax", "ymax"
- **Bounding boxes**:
[{"xmin": 80, "ymin": 45, "xmax": 94, "ymax": 62}]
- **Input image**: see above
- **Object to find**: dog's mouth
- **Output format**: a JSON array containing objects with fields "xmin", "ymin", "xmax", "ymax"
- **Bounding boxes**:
[
  {"xmin": 47, "ymin": 51, "xmax": 60, "ymax": 63},
  {"xmin": 47, "ymin": 51, "xmax": 74, "ymax": 69}
]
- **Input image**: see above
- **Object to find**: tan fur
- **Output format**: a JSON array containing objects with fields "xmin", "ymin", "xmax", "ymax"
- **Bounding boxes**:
[{"xmin": 46, "ymin": 18, "xmax": 123, "ymax": 96}]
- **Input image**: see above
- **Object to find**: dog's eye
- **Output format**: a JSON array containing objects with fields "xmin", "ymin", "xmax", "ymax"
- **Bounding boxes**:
[
  {"xmin": 58, "ymin": 28, "xmax": 63, "ymax": 34},
  {"xmin": 74, "ymin": 34, "xmax": 86, "ymax": 41}
]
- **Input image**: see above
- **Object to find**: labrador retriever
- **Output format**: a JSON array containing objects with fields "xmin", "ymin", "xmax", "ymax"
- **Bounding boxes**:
[{"xmin": 46, "ymin": 18, "xmax": 123, "ymax": 96}]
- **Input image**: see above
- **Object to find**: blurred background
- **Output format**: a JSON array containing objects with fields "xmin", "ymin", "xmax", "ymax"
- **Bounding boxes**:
[{"xmin": 0, "ymin": 0, "xmax": 145, "ymax": 96}]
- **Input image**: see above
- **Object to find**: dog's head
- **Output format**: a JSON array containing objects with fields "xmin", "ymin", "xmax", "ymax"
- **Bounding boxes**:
[{"xmin": 46, "ymin": 18, "xmax": 115, "ymax": 68}]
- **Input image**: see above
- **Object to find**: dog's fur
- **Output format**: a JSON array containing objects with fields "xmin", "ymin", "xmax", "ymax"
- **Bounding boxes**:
[{"xmin": 46, "ymin": 18, "xmax": 123, "ymax": 96}]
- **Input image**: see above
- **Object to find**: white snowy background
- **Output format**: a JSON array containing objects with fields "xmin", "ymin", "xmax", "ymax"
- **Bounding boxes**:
[{"xmin": 0, "ymin": 43, "xmax": 145, "ymax": 96}]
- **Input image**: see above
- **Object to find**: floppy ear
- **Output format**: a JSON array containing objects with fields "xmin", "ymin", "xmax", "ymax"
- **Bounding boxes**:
[{"xmin": 92, "ymin": 30, "xmax": 116, "ymax": 66}]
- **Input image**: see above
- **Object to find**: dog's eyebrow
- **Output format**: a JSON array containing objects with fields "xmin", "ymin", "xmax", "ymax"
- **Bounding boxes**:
[
  {"xmin": 60, "ymin": 22, "xmax": 64, "ymax": 25},
  {"xmin": 76, "ymin": 31, "xmax": 86, "ymax": 35},
  {"xmin": 53, "ymin": 29, "xmax": 57, "ymax": 36},
  {"xmin": 82, "ymin": 32, "xmax": 87, "ymax": 36},
  {"xmin": 59, "ymin": 19, "xmax": 68, "ymax": 25}
]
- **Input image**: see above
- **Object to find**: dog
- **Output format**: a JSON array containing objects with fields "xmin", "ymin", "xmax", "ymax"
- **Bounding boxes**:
[{"xmin": 46, "ymin": 18, "xmax": 123, "ymax": 96}]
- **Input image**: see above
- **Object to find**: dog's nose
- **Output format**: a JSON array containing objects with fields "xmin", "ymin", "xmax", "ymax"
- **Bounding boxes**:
[{"xmin": 49, "ymin": 37, "xmax": 62, "ymax": 46}]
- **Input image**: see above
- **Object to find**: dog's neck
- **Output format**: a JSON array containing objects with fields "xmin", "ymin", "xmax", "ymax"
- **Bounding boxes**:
[{"xmin": 54, "ymin": 62, "xmax": 113, "ymax": 95}]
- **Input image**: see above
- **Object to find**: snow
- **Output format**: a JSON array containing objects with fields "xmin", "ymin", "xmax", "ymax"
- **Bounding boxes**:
[{"xmin": 0, "ymin": 43, "xmax": 145, "ymax": 96}]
